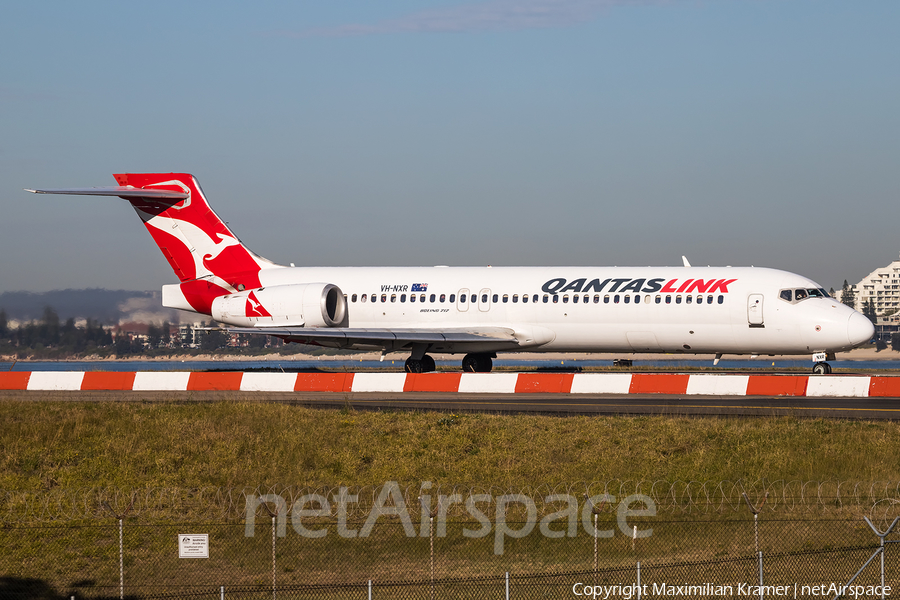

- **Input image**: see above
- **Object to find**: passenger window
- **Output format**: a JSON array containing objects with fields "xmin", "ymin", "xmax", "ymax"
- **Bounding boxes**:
[
  {"xmin": 522, "ymin": 294, "xmax": 528, "ymax": 303},
  {"xmin": 512, "ymin": 294, "xmax": 518, "ymax": 303},
  {"xmin": 351, "ymin": 294, "xmax": 357, "ymax": 302},
  {"xmin": 635, "ymin": 295, "xmax": 641, "ymax": 303},
  {"xmin": 563, "ymin": 295, "xmax": 569, "ymax": 304},
  {"xmin": 573, "ymin": 295, "xmax": 579, "ymax": 304},
  {"xmin": 400, "ymin": 294, "xmax": 406, "ymax": 302},
  {"xmin": 481, "ymin": 294, "xmax": 488, "ymax": 303},
  {"xmin": 543, "ymin": 295, "xmax": 549, "ymax": 303},
  {"xmin": 471, "ymin": 294, "xmax": 477, "ymax": 303},
  {"xmin": 594, "ymin": 295, "xmax": 600, "ymax": 304},
  {"xmin": 624, "ymin": 295, "xmax": 630, "ymax": 304},
  {"xmin": 553, "ymin": 295, "xmax": 559, "ymax": 303},
  {"xmin": 381, "ymin": 294, "xmax": 387, "ymax": 303},
  {"xmin": 493, "ymin": 294, "xmax": 499, "ymax": 303},
  {"xmin": 502, "ymin": 294, "xmax": 508, "ymax": 303},
  {"xmin": 533, "ymin": 294, "xmax": 539, "ymax": 303},
  {"xmin": 449, "ymin": 294, "xmax": 455, "ymax": 303},
  {"xmin": 676, "ymin": 296, "xmax": 682, "ymax": 304},
  {"xmin": 666, "ymin": 295, "xmax": 671, "ymax": 304},
  {"xmin": 707, "ymin": 295, "xmax": 713, "ymax": 304},
  {"xmin": 409, "ymin": 294, "xmax": 415, "ymax": 303},
  {"xmin": 718, "ymin": 295, "xmax": 724, "ymax": 304},
  {"xmin": 361, "ymin": 294, "xmax": 367, "ymax": 303},
  {"xmin": 614, "ymin": 295, "xmax": 620, "ymax": 304},
  {"xmin": 391, "ymin": 294, "xmax": 397, "ymax": 303},
  {"xmin": 430, "ymin": 294, "xmax": 436, "ymax": 303},
  {"xmin": 686, "ymin": 295, "xmax": 692, "ymax": 304},
  {"xmin": 440, "ymin": 294, "xmax": 446, "ymax": 303},
  {"xmin": 780, "ymin": 289, "xmax": 793, "ymax": 302},
  {"xmin": 420, "ymin": 294, "xmax": 426, "ymax": 302},
  {"xmin": 655, "ymin": 295, "xmax": 661, "ymax": 304},
  {"xmin": 604, "ymin": 295, "xmax": 610, "ymax": 304}
]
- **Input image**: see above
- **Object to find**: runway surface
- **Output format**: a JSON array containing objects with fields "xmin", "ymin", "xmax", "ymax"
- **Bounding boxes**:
[{"xmin": 2, "ymin": 389, "xmax": 899, "ymax": 419}]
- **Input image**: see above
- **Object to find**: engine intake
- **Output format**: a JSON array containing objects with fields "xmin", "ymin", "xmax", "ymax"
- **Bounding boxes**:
[{"xmin": 211, "ymin": 283, "xmax": 347, "ymax": 328}]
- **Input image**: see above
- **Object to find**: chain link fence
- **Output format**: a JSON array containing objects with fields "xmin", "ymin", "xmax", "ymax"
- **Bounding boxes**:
[{"xmin": 3, "ymin": 482, "xmax": 900, "ymax": 599}]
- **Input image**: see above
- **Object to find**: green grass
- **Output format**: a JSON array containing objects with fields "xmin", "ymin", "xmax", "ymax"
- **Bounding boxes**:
[
  {"xmin": 2, "ymin": 399, "xmax": 899, "ymax": 491},
  {"xmin": 2, "ymin": 399, "xmax": 898, "ymax": 596}
]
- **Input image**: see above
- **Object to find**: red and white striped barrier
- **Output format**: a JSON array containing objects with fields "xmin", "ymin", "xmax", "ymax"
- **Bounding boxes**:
[{"xmin": 1, "ymin": 371, "xmax": 899, "ymax": 397}]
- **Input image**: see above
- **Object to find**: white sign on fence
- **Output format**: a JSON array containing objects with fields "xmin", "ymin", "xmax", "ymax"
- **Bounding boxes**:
[{"xmin": 178, "ymin": 534, "xmax": 209, "ymax": 558}]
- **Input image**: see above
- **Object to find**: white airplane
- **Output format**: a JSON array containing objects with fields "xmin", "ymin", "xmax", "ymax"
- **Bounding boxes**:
[{"xmin": 27, "ymin": 173, "xmax": 874, "ymax": 374}]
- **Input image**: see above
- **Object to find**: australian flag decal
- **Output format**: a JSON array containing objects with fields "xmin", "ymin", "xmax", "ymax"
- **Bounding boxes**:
[{"xmin": 411, "ymin": 283, "xmax": 428, "ymax": 292}]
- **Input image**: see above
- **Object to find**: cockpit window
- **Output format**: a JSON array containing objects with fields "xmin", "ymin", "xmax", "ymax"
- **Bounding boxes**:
[{"xmin": 779, "ymin": 287, "xmax": 830, "ymax": 304}]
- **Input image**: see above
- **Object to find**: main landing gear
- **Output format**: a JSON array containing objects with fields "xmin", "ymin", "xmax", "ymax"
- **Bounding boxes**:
[
  {"xmin": 404, "ymin": 355, "xmax": 436, "ymax": 373},
  {"xmin": 462, "ymin": 353, "xmax": 494, "ymax": 373},
  {"xmin": 404, "ymin": 352, "xmax": 496, "ymax": 373}
]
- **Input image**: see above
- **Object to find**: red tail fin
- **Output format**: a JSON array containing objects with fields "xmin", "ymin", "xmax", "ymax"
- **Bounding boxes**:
[{"xmin": 114, "ymin": 173, "xmax": 282, "ymax": 313}]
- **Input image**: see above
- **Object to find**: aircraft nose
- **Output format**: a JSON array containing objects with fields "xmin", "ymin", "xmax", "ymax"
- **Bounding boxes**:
[{"xmin": 847, "ymin": 311, "xmax": 875, "ymax": 347}]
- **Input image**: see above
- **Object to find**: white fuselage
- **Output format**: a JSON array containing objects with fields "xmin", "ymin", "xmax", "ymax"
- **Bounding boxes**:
[{"xmin": 239, "ymin": 265, "xmax": 872, "ymax": 356}]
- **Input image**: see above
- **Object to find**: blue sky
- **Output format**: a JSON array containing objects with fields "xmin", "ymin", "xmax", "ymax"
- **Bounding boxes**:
[{"xmin": 1, "ymin": 0, "xmax": 897, "ymax": 293}]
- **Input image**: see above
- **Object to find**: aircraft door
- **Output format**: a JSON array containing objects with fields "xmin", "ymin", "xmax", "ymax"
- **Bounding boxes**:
[
  {"xmin": 478, "ymin": 288, "xmax": 491, "ymax": 312},
  {"xmin": 748, "ymin": 293, "xmax": 764, "ymax": 327},
  {"xmin": 458, "ymin": 289, "xmax": 469, "ymax": 312}
]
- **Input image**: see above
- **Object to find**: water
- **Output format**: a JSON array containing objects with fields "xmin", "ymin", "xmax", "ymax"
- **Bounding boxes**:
[{"xmin": 2, "ymin": 358, "xmax": 898, "ymax": 372}]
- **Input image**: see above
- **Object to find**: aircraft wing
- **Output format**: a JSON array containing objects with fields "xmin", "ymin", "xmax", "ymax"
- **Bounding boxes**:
[{"xmin": 225, "ymin": 326, "xmax": 520, "ymax": 349}]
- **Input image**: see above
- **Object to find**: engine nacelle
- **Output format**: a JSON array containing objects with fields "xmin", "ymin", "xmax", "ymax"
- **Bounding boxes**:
[{"xmin": 211, "ymin": 283, "xmax": 347, "ymax": 328}]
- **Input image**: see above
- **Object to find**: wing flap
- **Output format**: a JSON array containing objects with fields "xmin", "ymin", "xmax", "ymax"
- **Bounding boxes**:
[{"xmin": 227, "ymin": 326, "xmax": 518, "ymax": 345}]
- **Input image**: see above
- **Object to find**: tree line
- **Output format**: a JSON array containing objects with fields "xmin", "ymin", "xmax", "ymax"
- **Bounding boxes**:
[{"xmin": 0, "ymin": 305, "xmax": 277, "ymax": 359}]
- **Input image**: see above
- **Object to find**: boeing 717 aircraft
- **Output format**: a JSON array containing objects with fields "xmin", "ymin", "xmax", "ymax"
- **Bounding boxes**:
[{"xmin": 27, "ymin": 173, "xmax": 874, "ymax": 374}]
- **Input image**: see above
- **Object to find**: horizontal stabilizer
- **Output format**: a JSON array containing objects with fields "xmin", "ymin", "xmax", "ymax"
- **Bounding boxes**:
[{"xmin": 25, "ymin": 187, "xmax": 188, "ymax": 199}]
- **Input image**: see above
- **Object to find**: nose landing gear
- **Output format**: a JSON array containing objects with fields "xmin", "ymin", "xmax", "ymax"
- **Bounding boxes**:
[{"xmin": 812, "ymin": 362, "xmax": 832, "ymax": 375}]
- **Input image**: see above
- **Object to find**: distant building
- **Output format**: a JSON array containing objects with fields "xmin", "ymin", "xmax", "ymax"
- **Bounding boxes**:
[
  {"xmin": 844, "ymin": 254, "xmax": 900, "ymax": 339},
  {"xmin": 179, "ymin": 322, "xmax": 205, "ymax": 348}
]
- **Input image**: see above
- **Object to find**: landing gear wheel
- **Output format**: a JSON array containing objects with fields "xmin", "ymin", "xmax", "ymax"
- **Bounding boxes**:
[
  {"xmin": 812, "ymin": 362, "xmax": 832, "ymax": 375},
  {"xmin": 405, "ymin": 357, "xmax": 423, "ymax": 373},
  {"xmin": 421, "ymin": 355, "xmax": 436, "ymax": 373},
  {"xmin": 462, "ymin": 353, "xmax": 493, "ymax": 373}
]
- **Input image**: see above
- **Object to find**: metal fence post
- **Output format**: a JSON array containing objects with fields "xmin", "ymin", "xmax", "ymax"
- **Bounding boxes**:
[
  {"xmin": 742, "ymin": 491, "xmax": 768, "ymax": 555},
  {"xmin": 118, "ymin": 518, "xmax": 123, "ymax": 600},
  {"xmin": 505, "ymin": 571, "xmax": 509, "ymax": 600},
  {"xmin": 101, "ymin": 497, "xmax": 133, "ymax": 600},
  {"xmin": 636, "ymin": 562, "xmax": 641, "ymax": 600},
  {"xmin": 368, "ymin": 579, "xmax": 372, "ymax": 600},
  {"xmin": 758, "ymin": 551, "xmax": 763, "ymax": 600},
  {"xmin": 430, "ymin": 515, "xmax": 435, "ymax": 600},
  {"xmin": 272, "ymin": 515, "xmax": 276, "ymax": 600},
  {"xmin": 860, "ymin": 516, "xmax": 900, "ymax": 600}
]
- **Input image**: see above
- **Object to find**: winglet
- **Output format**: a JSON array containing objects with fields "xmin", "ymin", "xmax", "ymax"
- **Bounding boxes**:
[{"xmin": 682, "ymin": 255, "xmax": 691, "ymax": 267}]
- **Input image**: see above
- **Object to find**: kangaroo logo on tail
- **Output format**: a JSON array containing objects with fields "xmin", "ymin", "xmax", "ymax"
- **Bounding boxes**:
[{"xmin": 27, "ymin": 173, "xmax": 284, "ymax": 315}]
